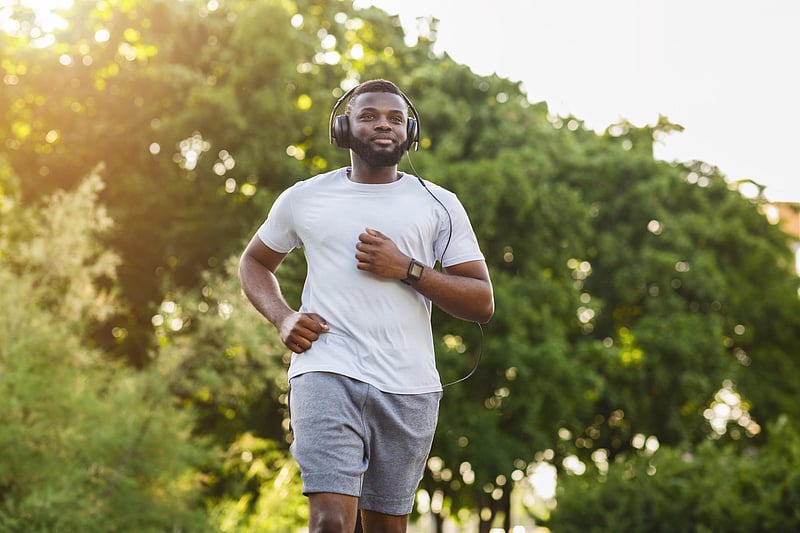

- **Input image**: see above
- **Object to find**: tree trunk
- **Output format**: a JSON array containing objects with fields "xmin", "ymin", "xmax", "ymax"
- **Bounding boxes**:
[
  {"xmin": 478, "ymin": 485, "xmax": 512, "ymax": 532},
  {"xmin": 433, "ymin": 511, "xmax": 444, "ymax": 533},
  {"xmin": 501, "ymin": 485, "xmax": 511, "ymax": 532},
  {"xmin": 478, "ymin": 493, "xmax": 495, "ymax": 533}
]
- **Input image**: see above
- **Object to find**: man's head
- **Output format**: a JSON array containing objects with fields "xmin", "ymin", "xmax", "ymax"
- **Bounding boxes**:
[{"xmin": 330, "ymin": 79, "xmax": 419, "ymax": 158}]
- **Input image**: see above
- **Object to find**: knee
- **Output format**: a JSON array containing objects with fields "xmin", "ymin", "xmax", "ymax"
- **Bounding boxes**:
[
  {"xmin": 308, "ymin": 492, "xmax": 358, "ymax": 533},
  {"xmin": 309, "ymin": 508, "xmax": 354, "ymax": 533}
]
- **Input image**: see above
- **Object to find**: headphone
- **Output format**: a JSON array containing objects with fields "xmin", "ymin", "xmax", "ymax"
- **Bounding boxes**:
[{"xmin": 329, "ymin": 84, "xmax": 421, "ymax": 152}]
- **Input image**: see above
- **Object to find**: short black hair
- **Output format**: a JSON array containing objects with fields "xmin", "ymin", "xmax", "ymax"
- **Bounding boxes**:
[{"xmin": 345, "ymin": 79, "xmax": 405, "ymax": 115}]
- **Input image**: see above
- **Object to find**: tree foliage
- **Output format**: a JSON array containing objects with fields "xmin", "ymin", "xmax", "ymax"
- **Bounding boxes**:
[
  {"xmin": 550, "ymin": 416, "xmax": 800, "ymax": 533},
  {"xmin": 0, "ymin": 172, "xmax": 208, "ymax": 531}
]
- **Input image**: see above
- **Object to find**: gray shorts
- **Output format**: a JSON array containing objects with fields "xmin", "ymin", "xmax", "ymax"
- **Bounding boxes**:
[{"xmin": 288, "ymin": 372, "xmax": 442, "ymax": 516}]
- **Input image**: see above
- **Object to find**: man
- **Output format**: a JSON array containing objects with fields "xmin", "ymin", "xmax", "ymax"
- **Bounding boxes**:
[{"xmin": 238, "ymin": 79, "xmax": 493, "ymax": 532}]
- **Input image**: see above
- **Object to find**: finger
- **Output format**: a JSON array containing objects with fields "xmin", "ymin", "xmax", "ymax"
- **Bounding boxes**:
[
  {"xmin": 288, "ymin": 332, "xmax": 313, "ymax": 351},
  {"xmin": 306, "ymin": 313, "xmax": 330, "ymax": 331},
  {"xmin": 358, "ymin": 232, "xmax": 379, "ymax": 244},
  {"xmin": 355, "ymin": 259, "xmax": 372, "ymax": 272},
  {"xmin": 366, "ymin": 227, "xmax": 385, "ymax": 238},
  {"xmin": 293, "ymin": 340, "xmax": 309, "ymax": 353},
  {"xmin": 296, "ymin": 322, "xmax": 322, "ymax": 340}
]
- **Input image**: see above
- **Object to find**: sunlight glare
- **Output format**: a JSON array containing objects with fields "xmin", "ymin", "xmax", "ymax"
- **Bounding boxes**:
[
  {"xmin": 94, "ymin": 28, "xmax": 110, "ymax": 42},
  {"xmin": 1, "ymin": 0, "xmax": 72, "ymax": 41},
  {"xmin": 529, "ymin": 462, "xmax": 557, "ymax": 500},
  {"xmin": 562, "ymin": 455, "xmax": 586, "ymax": 475},
  {"xmin": 703, "ymin": 380, "xmax": 761, "ymax": 438}
]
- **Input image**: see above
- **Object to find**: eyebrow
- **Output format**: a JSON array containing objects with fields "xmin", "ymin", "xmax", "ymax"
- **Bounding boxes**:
[{"xmin": 357, "ymin": 106, "xmax": 406, "ymax": 115}]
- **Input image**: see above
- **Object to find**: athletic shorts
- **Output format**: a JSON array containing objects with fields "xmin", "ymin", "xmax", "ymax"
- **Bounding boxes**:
[{"xmin": 288, "ymin": 371, "xmax": 442, "ymax": 516}]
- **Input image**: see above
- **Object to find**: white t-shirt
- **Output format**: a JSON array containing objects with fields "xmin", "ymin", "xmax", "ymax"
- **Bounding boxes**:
[{"xmin": 257, "ymin": 167, "xmax": 484, "ymax": 394}]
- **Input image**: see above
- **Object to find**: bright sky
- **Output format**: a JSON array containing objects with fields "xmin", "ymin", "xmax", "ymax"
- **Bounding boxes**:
[{"xmin": 356, "ymin": 0, "xmax": 800, "ymax": 202}]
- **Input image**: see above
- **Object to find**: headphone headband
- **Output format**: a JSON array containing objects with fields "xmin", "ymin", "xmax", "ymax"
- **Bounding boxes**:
[{"xmin": 329, "ymin": 84, "xmax": 420, "ymax": 151}]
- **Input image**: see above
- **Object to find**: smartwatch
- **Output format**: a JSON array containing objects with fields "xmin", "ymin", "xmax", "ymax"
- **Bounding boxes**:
[{"xmin": 404, "ymin": 259, "xmax": 424, "ymax": 284}]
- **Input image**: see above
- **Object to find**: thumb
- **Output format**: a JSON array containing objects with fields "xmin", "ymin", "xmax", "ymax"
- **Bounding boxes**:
[{"xmin": 308, "ymin": 313, "xmax": 330, "ymax": 331}]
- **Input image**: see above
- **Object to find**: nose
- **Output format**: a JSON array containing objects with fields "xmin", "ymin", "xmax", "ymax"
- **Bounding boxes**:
[{"xmin": 374, "ymin": 114, "xmax": 394, "ymax": 130}]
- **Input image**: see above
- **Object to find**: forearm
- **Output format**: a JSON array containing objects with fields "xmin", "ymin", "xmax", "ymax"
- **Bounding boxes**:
[
  {"xmin": 239, "ymin": 239, "xmax": 329, "ymax": 353},
  {"xmin": 411, "ymin": 264, "xmax": 494, "ymax": 324},
  {"xmin": 238, "ymin": 254, "xmax": 295, "ymax": 328}
]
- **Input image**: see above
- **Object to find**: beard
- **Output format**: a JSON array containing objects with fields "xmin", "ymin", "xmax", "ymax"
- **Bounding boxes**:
[{"xmin": 349, "ymin": 134, "xmax": 405, "ymax": 167}]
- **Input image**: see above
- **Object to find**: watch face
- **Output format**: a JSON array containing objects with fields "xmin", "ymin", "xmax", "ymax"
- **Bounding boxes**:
[{"xmin": 409, "ymin": 261, "xmax": 424, "ymax": 280}]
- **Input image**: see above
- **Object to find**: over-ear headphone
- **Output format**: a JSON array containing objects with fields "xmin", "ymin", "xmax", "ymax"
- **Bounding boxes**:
[{"xmin": 329, "ymin": 84, "xmax": 420, "ymax": 151}]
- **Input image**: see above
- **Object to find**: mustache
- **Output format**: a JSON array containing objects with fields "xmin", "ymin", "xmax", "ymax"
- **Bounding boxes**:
[{"xmin": 370, "ymin": 134, "xmax": 398, "ymax": 142}]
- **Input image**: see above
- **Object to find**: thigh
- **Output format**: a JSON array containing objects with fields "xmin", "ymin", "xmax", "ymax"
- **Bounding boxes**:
[
  {"xmin": 360, "ymin": 388, "xmax": 442, "ymax": 515},
  {"xmin": 289, "ymin": 372, "xmax": 370, "ymax": 497}
]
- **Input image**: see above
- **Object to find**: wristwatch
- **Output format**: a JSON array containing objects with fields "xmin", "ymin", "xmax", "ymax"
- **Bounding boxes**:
[{"xmin": 404, "ymin": 259, "xmax": 424, "ymax": 284}]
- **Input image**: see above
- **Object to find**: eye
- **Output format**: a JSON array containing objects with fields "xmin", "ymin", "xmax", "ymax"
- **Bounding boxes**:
[{"xmin": 391, "ymin": 115, "xmax": 404, "ymax": 123}]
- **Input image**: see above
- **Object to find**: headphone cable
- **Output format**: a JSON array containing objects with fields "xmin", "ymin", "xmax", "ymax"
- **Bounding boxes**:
[
  {"xmin": 404, "ymin": 152, "xmax": 484, "ymax": 389},
  {"xmin": 442, "ymin": 322, "xmax": 484, "ymax": 388}
]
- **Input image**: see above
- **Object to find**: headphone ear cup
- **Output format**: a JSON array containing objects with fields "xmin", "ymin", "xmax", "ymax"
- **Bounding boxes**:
[
  {"xmin": 406, "ymin": 117, "xmax": 418, "ymax": 151},
  {"xmin": 332, "ymin": 115, "xmax": 350, "ymax": 149}
]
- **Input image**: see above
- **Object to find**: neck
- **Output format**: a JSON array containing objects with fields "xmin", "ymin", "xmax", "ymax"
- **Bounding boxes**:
[{"xmin": 346, "ymin": 163, "xmax": 401, "ymax": 184}]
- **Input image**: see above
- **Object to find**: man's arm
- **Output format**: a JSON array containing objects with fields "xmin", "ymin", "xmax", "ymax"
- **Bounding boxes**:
[
  {"xmin": 238, "ymin": 235, "xmax": 329, "ymax": 353},
  {"xmin": 412, "ymin": 259, "xmax": 494, "ymax": 324},
  {"xmin": 355, "ymin": 228, "xmax": 494, "ymax": 323}
]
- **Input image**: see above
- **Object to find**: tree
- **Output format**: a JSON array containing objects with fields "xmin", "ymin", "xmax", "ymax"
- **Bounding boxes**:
[
  {"xmin": 550, "ymin": 416, "xmax": 800, "ymax": 532},
  {"xmin": 0, "ymin": 171, "xmax": 209, "ymax": 531}
]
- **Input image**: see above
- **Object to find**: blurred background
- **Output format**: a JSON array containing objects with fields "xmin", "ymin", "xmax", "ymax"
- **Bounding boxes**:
[
  {"xmin": 1, "ymin": 1, "xmax": 799, "ymax": 532},
  {"xmin": 358, "ymin": 0, "xmax": 800, "ymax": 204}
]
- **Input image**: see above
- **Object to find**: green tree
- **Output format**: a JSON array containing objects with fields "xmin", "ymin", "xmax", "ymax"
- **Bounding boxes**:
[
  {"xmin": 147, "ymin": 256, "xmax": 307, "ymax": 530},
  {"xmin": 550, "ymin": 416, "xmax": 800, "ymax": 532},
  {"xmin": 0, "ymin": 171, "xmax": 209, "ymax": 531},
  {"xmin": 557, "ymin": 122, "xmax": 800, "ymax": 452}
]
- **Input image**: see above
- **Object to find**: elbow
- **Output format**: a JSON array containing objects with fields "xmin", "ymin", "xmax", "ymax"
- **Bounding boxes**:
[
  {"xmin": 477, "ymin": 298, "xmax": 495, "ymax": 324},
  {"xmin": 470, "ymin": 291, "xmax": 494, "ymax": 324},
  {"xmin": 473, "ymin": 281, "xmax": 495, "ymax": 324},
  {"xmin": 237, "ymin": 254, "xmax": 248, "ymax": 287}
]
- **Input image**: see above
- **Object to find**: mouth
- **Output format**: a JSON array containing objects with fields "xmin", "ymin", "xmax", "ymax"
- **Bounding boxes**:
[{"xmin": 371, "ymin": 136, "xmax": 397, "ymax": 147}]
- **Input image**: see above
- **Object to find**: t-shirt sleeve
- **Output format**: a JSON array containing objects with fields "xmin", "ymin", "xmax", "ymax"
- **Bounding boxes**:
[
  {"xmin": 256, "ymin": 186, "xmax": 302, "ymax": 253},
  {"xmin": 438, "ymin": 191, "xmax": 485, "ymax": 268}
]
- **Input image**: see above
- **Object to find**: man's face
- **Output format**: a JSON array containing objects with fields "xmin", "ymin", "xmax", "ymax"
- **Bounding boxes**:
[{"xmin": 347, "ymin": 92, "xmax": 408, "ymax": 167}]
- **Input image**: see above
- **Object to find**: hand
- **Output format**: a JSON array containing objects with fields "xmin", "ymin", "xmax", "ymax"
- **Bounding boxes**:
[
  {"xmin": 355, "ymin": 227, "xmax": 409, "ymax": 280},
  {"xmin": 277, "ymin": 311, "xmax": 329, "ymax": 353}
]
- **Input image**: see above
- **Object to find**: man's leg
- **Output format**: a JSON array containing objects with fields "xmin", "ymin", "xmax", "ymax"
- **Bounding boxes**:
[
  {"xmin": 290, "ymin": 374, "xmax": 369, "ymax": 532},
  {"xmin": 360, "ymin": 509, "xmax": 408, "ymax": 533},
  {"xmin": 358, "ymin": 387, "xmax": 441, "ymax": 522},
  {"xmin": 308, "ymin": 493, "xmax": 359, "ymax": 533}
]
